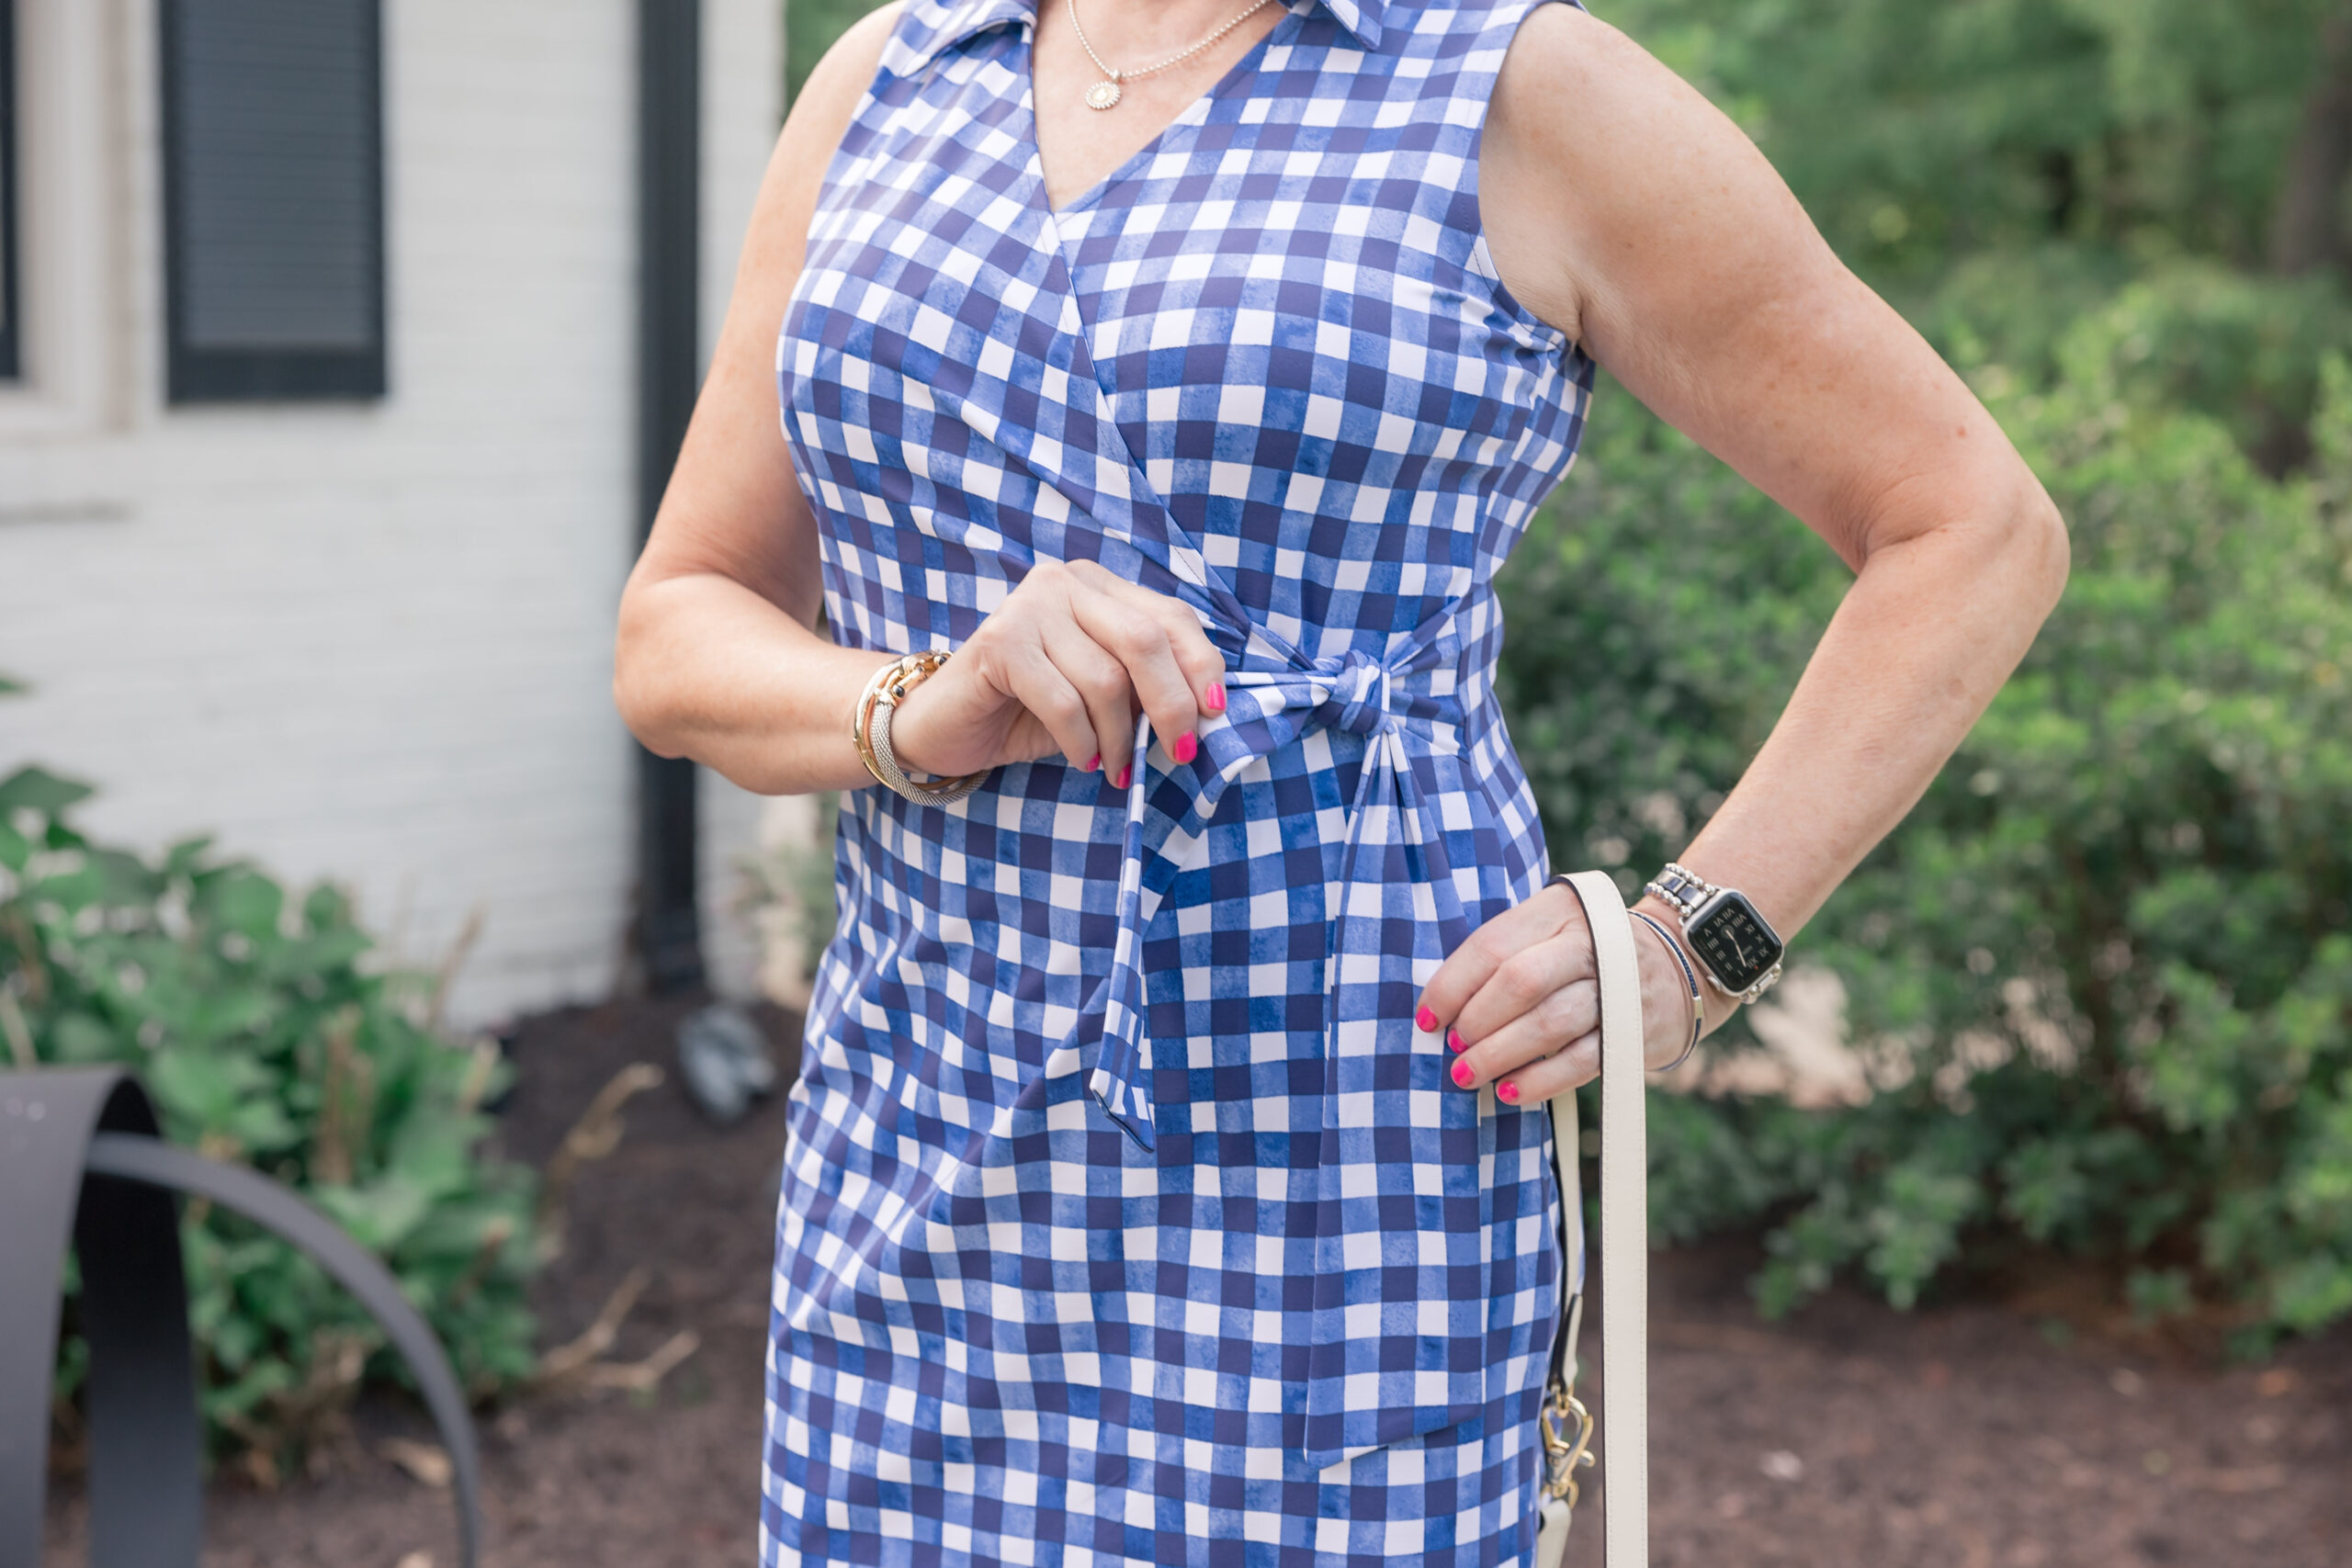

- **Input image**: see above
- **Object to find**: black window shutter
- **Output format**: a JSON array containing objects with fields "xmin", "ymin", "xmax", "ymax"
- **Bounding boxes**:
[{"xmin": 163, "ymin": 0, "xmax": 384, "ymax": 401}]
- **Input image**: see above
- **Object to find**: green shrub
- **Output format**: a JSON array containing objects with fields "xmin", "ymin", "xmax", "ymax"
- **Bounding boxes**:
[
  {"xmin": 1510, "ymin": 299, "xmax": 2352, "ymax": 1348},
  {"xmin": 0, "ymin": 769, "xmax": 539, "ymax": 1465}
]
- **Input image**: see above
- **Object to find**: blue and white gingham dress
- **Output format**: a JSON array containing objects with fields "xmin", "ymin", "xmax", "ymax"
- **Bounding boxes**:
[{"xmin": 767, "ymin": 0, "xmax": 1596, "ymax": 1561}]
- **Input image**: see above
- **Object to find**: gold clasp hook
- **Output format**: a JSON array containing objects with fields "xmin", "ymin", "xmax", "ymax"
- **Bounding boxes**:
[{"xmin": 1539, "ymin": 1387, "xmax": 1597, "ymax": 1506}]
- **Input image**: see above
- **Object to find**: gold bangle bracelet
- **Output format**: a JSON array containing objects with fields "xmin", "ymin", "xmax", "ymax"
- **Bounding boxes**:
[{"xmin": 851, "ymin": 650, "xmax": 989, "ymax": 805}]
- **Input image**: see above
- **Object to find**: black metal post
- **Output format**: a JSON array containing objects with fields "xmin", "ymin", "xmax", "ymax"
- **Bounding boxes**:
[{"xmin": 636, "ymin": 0, "xmax": 705, "ymax": 993}]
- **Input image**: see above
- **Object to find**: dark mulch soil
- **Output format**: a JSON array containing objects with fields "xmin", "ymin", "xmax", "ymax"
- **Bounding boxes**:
[
  {"xmin": 1567, "ymin": 1243, "xmax": 2350, "ymax": 1568},
  {"xmin": 44, "ymin": 997, "xmax": 2352, "ymax": 1567}
]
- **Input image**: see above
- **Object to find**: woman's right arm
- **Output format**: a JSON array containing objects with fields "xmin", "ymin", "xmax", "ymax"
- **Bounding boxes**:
[
  {"xmin": 615, "ymin": 6, "xmax": 1224, "ymax": 798},
  {"xmin": 614, "ymin": 6, "xmax": 906, "ymax": 795}
]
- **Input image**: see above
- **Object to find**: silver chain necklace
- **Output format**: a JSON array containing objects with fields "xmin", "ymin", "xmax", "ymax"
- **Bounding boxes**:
[{"xmin": 1065, "ymin": 0, "xmax": 1277, "ymax": 110}]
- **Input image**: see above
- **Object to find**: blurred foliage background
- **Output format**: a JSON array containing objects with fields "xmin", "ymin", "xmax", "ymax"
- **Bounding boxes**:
[
  {"xmin": 3, "ymin": 761, "xmax": 539, "ymax": 1472},
  {"xmin": 775, "ymin": 0, "xmax": 2352, "ymax": 1346},
  {"xmin": 1503, "ymin": 0, "xmax": 2352, "ymax": 1348}
]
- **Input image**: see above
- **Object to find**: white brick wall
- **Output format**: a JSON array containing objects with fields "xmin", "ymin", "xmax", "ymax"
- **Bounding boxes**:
[{"xmin": 0, "ymin": 0, "xmax": 786, "ymax": 1025}]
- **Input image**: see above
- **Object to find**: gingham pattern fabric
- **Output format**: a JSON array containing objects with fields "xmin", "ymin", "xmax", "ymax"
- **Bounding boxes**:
[{"xmin": 767, "ymin": 0, "xmax": 1597, "ymax": 1560}]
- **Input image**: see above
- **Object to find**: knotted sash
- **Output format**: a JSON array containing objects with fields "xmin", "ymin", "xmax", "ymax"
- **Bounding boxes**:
[
  {"xmin": 1081, "ymin": 636, "xmax": 1472, "ymax": 1146},
  {"xmin": 1062, "ymin": 591, "xmax": 1517, "ymax": 1470}
]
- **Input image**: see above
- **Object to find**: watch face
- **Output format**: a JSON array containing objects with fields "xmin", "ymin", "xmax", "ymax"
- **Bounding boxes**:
[{"xmin": 1688, "ymin": 891, "xmax": 1784, "ymax": 992}]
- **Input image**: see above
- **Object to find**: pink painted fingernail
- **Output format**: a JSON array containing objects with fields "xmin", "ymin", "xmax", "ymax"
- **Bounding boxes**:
[
  {"xmin": 1114, "ymin": 762, "xmax": 1132, "ymax": 790},
  {"xmin": 1172, "ymin": 731, "xmax": 1198, "ymax": 764},
  {"xmin": 1415, "ymin": 1006, "xmax": 1438, "ymax": 1034},
  {"xmin": 1204, "ymin": 683, "xmax": 1227, "ymax": 714},
  {"xmin": 1497, "ymin": 1080, "xmax": 1521, "ymax": 1104},
  {"xmin": 1447, "ymin": 1028, "xmax": 1467, "ymax": 1054},
  {"xmin": 1451, "ymin": 1059, "xmax": 1475, "ymax": 1089},
  {"xmin": 1084, "ymin": 752, "xmax": 1102, "ymax": 773}
]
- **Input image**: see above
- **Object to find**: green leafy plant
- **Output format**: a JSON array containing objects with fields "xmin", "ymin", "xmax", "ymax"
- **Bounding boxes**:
[
  {"xmin": 1501, "ymin": 0, "xmax": 2352, "ymax": 1354},
  {"xmin": 736, "ymin": 791, "xmax": 842, "ymax": 1000},
  {"xmin": 1, "ymin": 768, "xmax": 538, "ymax": 1471},
  {"xmin": 1513, "ymin": 320, "xmax": 2352, "ymax": 1347}
]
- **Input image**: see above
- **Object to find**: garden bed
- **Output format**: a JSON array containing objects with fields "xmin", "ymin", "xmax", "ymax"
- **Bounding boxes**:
[{"xmin": 43, "ymin": 995, "xmax": 2352, "ymax": 1566}]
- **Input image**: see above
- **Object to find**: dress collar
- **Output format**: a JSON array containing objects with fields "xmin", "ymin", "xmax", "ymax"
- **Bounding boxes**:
[{"xmin": 892, "ymin": 0, "xmax": 1386, "ymax": 71}]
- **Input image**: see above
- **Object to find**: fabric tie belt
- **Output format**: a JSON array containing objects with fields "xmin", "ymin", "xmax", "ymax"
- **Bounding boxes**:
[
  {"xmin": 1064, "ymin": 620, "xmax": 1509, "ymax": 1468},
  {"xmin": 1078, "ymin": 640, "xmax": 1470, "ymax": 1150}
]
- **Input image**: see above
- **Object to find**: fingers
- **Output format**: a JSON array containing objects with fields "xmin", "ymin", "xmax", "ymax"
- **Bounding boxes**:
[
  {"xmin": 1453, "ymin": 930, "xmax": 1594, "ymax": 1045},
  {"xmin": 1447, "ymin": 974, "xmax": 1599, "ymax": 1096},
  {"xmin": 1413, "ymin": 881, "xmax": 1584, "ymax": 1043},
  {"xmin": 1132, "ymin": 584, "xmax": 1230, "ymax": 711},
  {"xmin": 1066, "ymin": 570, "xmax": 1221, "ymax": 768},
  {"xmin": 1413, "ymin": 882, "xmax": 1608, "ymax": 1107},
  {"xmin": 1039, "ymin": 618, "xmax": 1131, "ymax": 777},
  {"xmin": 992, "ymin": 638, "xmax": 1106, "ymax": 775},
  {"xmin": 956, "ymin": 560, "xmax": 1226, "ymax": 785},
  {"xmin": 1487, "ymin": 1030, "xmax": 1600, "ymax": 1106}
]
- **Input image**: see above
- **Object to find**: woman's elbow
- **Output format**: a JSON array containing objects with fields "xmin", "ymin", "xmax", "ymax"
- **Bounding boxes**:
[
  {"xmin": 2010, "ymin": 481, "xmax": 2071, "ymax": 623},
  {"xmin": 612, "ymin": 588, "xmax": 687, "ymax": 757}
]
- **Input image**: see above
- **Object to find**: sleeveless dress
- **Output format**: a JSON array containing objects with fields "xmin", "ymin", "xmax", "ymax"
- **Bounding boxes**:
[{"xmin": 766, "ymin": 0, "xmax": 1596, "ymax": 1561}]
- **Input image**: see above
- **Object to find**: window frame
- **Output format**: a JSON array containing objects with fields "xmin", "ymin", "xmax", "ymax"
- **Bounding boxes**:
[
  {"xmin": 0, "ymin": 0, "xmax": 21, "ymax": 383},
  {"xmin": 160, "ymin": 0, "xmax": 388, "ymax": 403}
]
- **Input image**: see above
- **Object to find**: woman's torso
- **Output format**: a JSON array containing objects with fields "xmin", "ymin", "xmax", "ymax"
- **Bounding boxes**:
[{"xmin": 766, "ymin": 0, "xmax": 1595, "ymax": 1558}]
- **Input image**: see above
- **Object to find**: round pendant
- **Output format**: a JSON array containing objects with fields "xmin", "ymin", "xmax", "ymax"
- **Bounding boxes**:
[{"xmin": 1084, "ymin": 79, "xmax": 1122, "ymax": 110}]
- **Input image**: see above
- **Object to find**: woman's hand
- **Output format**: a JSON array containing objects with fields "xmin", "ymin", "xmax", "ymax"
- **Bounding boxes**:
[
  {"xmin": 1414, "ymin": 882, "xmax": 1704, "ymax": 1104},
  {"xmin": 889, "ymin": 559, "xmax": 1229, "ymax": 788}
]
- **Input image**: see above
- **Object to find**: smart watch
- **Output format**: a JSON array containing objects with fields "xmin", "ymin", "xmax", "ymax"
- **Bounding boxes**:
[{"xmin": 1643, "ymin": 862, "xmax": 1786, "ymax": 1004}]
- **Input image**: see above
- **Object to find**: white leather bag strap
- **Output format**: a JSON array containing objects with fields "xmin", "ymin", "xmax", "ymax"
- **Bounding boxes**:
[{"xmin": 1552, "ymin": 870, "xmax": 1648, "ymax": 1567}]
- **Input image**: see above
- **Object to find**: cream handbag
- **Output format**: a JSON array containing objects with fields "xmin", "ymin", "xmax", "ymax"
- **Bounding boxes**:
[{"xmin": 1533, "ymin": 871, "xmax": 1649, "ymax": 1568}]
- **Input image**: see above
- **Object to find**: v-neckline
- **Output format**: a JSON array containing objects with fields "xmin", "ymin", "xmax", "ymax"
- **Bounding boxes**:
[
  {"xmin": 993, "ymin": 2, "xmax": 1311, "ymax": 650},
  {"xmin": 1027, "ymin": 4, "xmax": 1303, "ymax": 219}
]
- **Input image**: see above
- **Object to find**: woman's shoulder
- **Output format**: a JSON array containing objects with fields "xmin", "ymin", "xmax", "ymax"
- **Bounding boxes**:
[
  {"xmin": 766, "ymin": 4, "xmax": 909, "ymax": 228},
  {"xmin": 797, "ymin": 3, "xmax": 910, "ymax": 122},
  {"xmin": 1478, "ymin": 2, "xmax": 1767, "ymax": 342}
]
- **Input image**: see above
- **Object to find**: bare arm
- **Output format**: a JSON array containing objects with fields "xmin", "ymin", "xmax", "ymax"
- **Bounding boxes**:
[
  {"xmin": 616, "ymin": 8, "xmax": 1227, "ymax": 798},
  {"xmin": 1424, "ymin": 6, "xmax": 2069, "ymax": 1091},
  {"xmin": 613, "ymin": 7, "xmax": 905, "ymax": 795}
]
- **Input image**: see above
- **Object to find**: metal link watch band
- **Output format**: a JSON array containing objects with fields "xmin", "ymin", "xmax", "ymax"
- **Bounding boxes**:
[
  {"xmin": 1641, "ymin": 861, "xmax": 1787, "ymax": 1006},
  {"xmin": 1642, "ymin": 862, "xmax": 1714, "ymax": 921}
]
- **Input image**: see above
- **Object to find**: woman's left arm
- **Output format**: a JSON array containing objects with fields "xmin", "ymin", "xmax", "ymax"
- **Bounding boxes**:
[{"xmin": 1419, "ymin": 4, "xmax": 2071, "ymax": 1100}]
